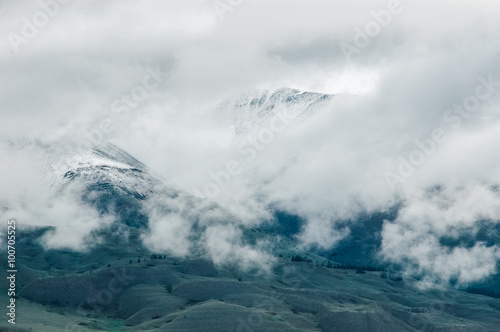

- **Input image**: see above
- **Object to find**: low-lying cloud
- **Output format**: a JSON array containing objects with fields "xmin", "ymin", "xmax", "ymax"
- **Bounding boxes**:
[
  {"xmin": 380, "ymin": 183, "xmax": 500, "ymax": 286},
  {"xmin": 0, "ymin": 140, "xmax": 115, "ymax": 251},
  {"xmin": 2, "ymin": 0, "xmax": 500, "ymax": 282}
]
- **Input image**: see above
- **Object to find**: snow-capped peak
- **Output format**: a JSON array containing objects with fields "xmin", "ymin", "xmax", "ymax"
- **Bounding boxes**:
[{"xmin": 215, "ymin": 87, "xmax": 335, "ymax": 134}]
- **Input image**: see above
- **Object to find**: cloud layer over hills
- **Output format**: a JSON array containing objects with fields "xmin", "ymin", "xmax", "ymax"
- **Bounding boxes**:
[{"xmin": 2, "ymin": 0, "xmax": 500, "ymax": 285}]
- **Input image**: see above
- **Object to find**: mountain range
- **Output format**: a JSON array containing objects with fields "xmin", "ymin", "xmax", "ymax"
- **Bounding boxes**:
[{"xmin": 1, "ymin": 88, "xmax": 500, "ymax": 331}]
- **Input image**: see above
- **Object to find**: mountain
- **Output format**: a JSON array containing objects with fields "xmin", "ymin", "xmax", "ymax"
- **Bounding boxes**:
[
  {"xmin": 1, "ymin": 140, "xmax": 500, "ymax": 331},
  {"xmin": 2, "ymin": 87, "xmax": 500, "ymax": 331},
  {"xmin": 215, "ymin": 87, "xmax": 335, "ymax": 135},
  {"xmin": 52, "ymin": 143, "xmax": 168, "ymax": 229}
]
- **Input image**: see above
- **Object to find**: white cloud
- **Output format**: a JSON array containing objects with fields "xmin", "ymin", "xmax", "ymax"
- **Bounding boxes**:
[
  {"xmin": 203, "ymin": 224, "xmax": 275, "ymax": 273},
  {"xmin": 3, "ymin": 0, "xmax": 500, "ymax": 282},
  {"xmin": 0, "ymin": 140, "xmax": 114, "ymax": 251},
  {"xmin": 380, "ymin": 183, "xmax": 500, "ymax": 285},
  {"xmin": 140, "ymin": 196, "xmax": 193, "ymax": 257}
]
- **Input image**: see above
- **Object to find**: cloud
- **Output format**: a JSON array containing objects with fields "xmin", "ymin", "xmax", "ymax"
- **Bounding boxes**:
[
  {"xmin": 139, "ymin": 190, "xmax": 276, "ymax": 272},
  {"xmin": 380, "ymin": 183, "xmax": 500, "ymax": 285},
  {"xmin": 297, "ymin": 216, "xmax": 351, "ymax": 251},
  {"xmin": 37, "ymin": 195, "xmax": 115, "ymax": 251},
  {"xmin": 3, "ymin": 0, "xmax": 500, "ymax": 281},
  {"xmin": 0, "ymin": 140, "xmax": 114, "ymax": 251},
  {"xmin": 203, "ymin": 224, "xmax": 276, "ymax": 273},
  {"xmin": 140, "ymin": 196, "xmax": 193, "ymax": 257}
]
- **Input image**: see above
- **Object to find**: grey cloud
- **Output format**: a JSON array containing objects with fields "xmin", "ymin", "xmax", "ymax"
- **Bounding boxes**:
[{"xmin": 2, "ymin": 0, "xmax": 500, "ymax": 282}]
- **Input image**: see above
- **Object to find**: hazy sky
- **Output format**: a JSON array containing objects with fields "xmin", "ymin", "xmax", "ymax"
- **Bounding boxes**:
[{"xmin": 2, "ymin": 0, "xmax": 500, "ymax": 285}]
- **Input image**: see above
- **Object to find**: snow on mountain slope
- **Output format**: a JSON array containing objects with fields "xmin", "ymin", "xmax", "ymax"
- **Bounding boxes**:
[
  {"xmin": 0, "ymin": 139, "xmax": 173, "ymax": 229},
  {"xmin": 51, "ymin": 143, "xmax": 166, "ymax": 200},
  {"xmin": 215, "ymin": 87, "xmax": 335, "ymax": 135},
  {"xmin": 48, "ymin": 143, "xmax": 182, "ymax": 228}
]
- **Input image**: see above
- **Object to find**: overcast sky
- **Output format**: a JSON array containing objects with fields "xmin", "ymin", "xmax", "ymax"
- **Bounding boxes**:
[{"xmin": 2, "ymin": 0, "xmax": 500, "ymax": 285}]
